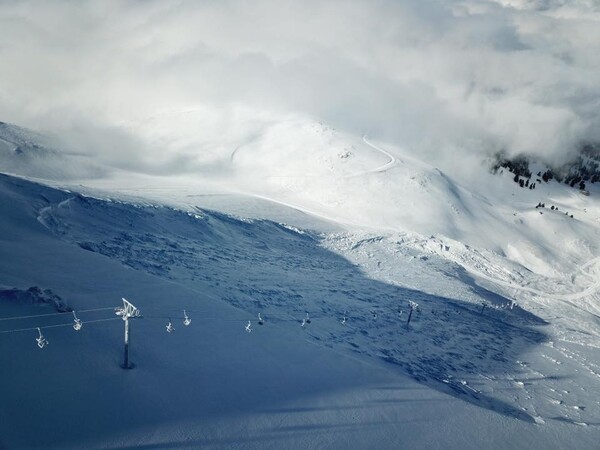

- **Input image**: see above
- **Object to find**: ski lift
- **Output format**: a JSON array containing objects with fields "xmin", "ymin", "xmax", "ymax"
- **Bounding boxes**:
[
  {"xmin": 166, "ymin": 318, "xmax": 175, "ymax": 333},
  {"xmin": 258, "ymin": 313, "xmax": 264, "ymax": 325},
  {"xmin": 115, "ymin": 298, "xmax": 140, "ymax": 320},
  {"xmin": 36, "ymin": 328, "xmax": 48, "ymax": 349},
  {"xmin": 183, "ymin": 310, "xmax": 191, "ymax": 326},
  {"xmin": 245, "ymin": 321, "xmax": 252, "ymax": 333},
  {"xmin": 72, "ymin": 311, "xmax": 82, "ymax": 331}
]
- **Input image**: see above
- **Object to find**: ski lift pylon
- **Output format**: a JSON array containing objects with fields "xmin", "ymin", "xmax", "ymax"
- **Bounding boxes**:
[{"xmin": 115, "ymin": 298, "xmax": 140, "ymax": 320}]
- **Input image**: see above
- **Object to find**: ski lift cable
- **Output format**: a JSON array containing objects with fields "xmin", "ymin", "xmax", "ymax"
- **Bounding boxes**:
[
  {"xmin": 0, "ymin": 317, "xmax": 121, "ymax": 334},
  {"xmin": 117, "ymin": 307, "xmax": 410, "ymax": 322},
  {"xmin": 140, "ymin": 306, "xmax": 340, "ymax": 320},
  {"xmin": 140, "ymin": 314, "xmax": 303, "ymax": 322},
  {"xmin": 0, "ymin": 295, "xmax": 432, "ymax": 324},
  {"xmin": 137, "ymin": 309, "xmax": 297, "ymax": 320},
  {"xmin": 0, "ymin": 299, "xmax": 438, "ymax": 335},
  {"xmin": 0, "ymin": 306, "xmax": 119, "ymax": 322}
]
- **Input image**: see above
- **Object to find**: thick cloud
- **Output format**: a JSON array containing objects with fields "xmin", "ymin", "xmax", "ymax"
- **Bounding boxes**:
[{"xmin": 0, "ymin": 0, "xmax": 599, "ymax": 172}]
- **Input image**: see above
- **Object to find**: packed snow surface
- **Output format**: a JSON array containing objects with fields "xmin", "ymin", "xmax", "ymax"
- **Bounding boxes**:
[{"xmin": 1, "ymin": 118, "xmax": 600, "ymax": 449}]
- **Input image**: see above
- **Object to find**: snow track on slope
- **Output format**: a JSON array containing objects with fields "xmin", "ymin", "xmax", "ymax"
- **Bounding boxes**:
[
  {"xmin": 459, "ymin": 254, "xmax": 600, "ymax": 302},
  {"xmin": 436, "ymin": 247, "xmax": 600, "ymax": 321},
  {"xmin": 227, "ymin": 132, "xmax": 402, "ymax": 228},
  {"xmin": 342, "ymin": 135, "xmax": 399, "ymax": 178},
  {"xmin": 359, "ymin": 134, "xmax": 398, "ymax": 173}
]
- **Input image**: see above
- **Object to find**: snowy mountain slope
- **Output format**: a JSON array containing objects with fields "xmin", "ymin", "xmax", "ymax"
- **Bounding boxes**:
[
  {"xmin": 0, "ymin": 122, "xmax": 106, "ymax": 181},
  {"xmin": 13, "ymin": 111, "xmax": 597, "ymax": 278},
  {"xmin": 2, "ymin": 116, "xmax": 599, "ymax": 316},
  {"xmin": 1, "ymin": 172, "xmax": 600, "ymax": 449},
  {"xmin": 2, "ymin": 114, "xmax": 600, "ymax": 447},
  {"xmin": 0, "ymin": 173, "xmax": 426, "ymax": 450},
  {"xmin": 1, "ymin": 0, "xmax": 599, "ymax": 446}
]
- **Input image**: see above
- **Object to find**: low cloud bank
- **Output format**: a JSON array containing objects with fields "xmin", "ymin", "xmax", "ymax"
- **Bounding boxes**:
[{"xmin": 0, "ymin": 0, "xmax": 598, "ymax": 173}]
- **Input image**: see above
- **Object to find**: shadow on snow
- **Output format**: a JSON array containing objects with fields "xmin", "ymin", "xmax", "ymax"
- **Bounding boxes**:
[{"xmin": 0, "ymin": 173, "xmax": 554, "ymax": 449}]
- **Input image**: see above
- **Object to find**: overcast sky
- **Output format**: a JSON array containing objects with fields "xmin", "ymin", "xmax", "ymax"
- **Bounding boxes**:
[{"xmin": 0, "ymin": 0, "xmax": 599, "ymax": 171}]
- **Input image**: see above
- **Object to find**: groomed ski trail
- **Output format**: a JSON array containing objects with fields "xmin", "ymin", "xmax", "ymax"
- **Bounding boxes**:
[{"xmin": 344, "ymin": 135, "xmax": 399, "ymax": 178}]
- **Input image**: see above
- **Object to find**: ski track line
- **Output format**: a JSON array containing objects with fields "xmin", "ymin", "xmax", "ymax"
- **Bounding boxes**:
[
  {"xmin": 228, "ymin": 131, "xmax": 399, "ymax": 180},
  {"xmin": 449, "ymin": 253, "xmax": 600, "ymax": 304},
  {"xmin": 0, "ymin": 136, "xmax": 17, "ymax": 149},
  {"xmin": 360, "ymin": 134, "xmax": 399, "ymax": 173},
  {"xmin": 223, "ymin": 133, "xmax": 402, "ymax": 231},
  {"xmin": 343, "ymin": 135, "xmax": 399, "ymax": 178},
  {"xmin": 230, "ymin": 145, "xmax": 242, "ymax": 163}
]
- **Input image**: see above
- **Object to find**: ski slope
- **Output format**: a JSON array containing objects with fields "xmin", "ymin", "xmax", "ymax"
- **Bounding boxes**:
[{"xmin": 1, "ymin": 118, "xmax": 600, "ymax": 448}]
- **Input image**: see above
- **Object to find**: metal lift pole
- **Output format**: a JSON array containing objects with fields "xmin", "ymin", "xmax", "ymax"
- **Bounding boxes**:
[{"xmin": 116, "ymin": 298, "xmax": 140, "ymax": 369}]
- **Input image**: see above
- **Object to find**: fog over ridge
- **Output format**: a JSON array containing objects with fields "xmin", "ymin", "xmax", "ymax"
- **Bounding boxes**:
[{"xmin": 0, "ymin": 0, "xmax": 599, "ymax": 173}]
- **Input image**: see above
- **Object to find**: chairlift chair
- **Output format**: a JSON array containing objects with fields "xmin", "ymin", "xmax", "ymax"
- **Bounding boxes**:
[
  {"xmin": 166, "ymin": 319, "xmax": 175, "ymax": 333},
  {"xmin": 72, "ymin": 311, "xmax": 82, "ymax": 331},
  {"xmin": 36, "ymin": 328, "xmax": 48, "ymax": 349}
]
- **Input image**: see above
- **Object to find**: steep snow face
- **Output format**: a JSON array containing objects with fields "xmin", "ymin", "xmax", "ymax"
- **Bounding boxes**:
[{"xmin": 2, "ymin": 173, "xmax": 600, "ymax": 449}]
